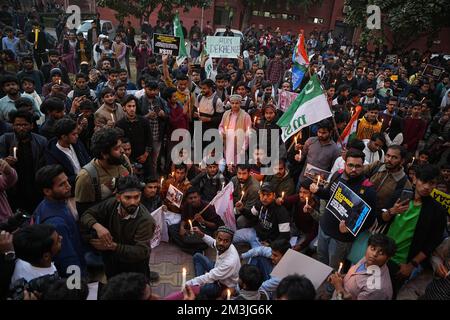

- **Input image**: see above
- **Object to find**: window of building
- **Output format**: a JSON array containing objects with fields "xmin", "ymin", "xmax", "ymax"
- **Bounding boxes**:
[{"xmin": 214, "ymin": 6, "xmax": 234, "ymax": 25}]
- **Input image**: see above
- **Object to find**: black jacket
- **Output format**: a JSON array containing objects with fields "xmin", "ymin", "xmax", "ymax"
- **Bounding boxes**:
[
  {"xmin": 385, "ymin": 196, "xmax": 447, "ymax": 263},
  {"xmin": 190, "ymin": 171, "xmax": 226, "ymax": 202},
  {"xmin": 242, "ymin": 201, "xmax": 291, "ymax": 243},
  {"xmin": 0, "ymin": 132, "xmax": 47, "ymax": 174},
  {"xmin": 44, "ymin": 138, "xmax": 91, "ymax": 191}
]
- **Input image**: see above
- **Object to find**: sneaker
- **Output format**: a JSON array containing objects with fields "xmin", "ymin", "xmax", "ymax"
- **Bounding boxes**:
[{"xmin": 149, "ymin": 271, "xmax": 160, "ymax": 283}]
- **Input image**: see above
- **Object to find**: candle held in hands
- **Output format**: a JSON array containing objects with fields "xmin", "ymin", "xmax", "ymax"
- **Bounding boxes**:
[
  {"xmin": 188, "ymin": 219, "xmax": 193, "ymax": 232},
  {"xmin": 181, "ymin": 267, "xmax": 187, "ymax": 292},
  {"xmin": 239, "ymin": 190, "xmax": 245, "ymax": 202},
  {"xmin": 337, "ymin": 262, "xmax": 343, "ymax": 274},
  {"xmin": 13, "ymin": 147, "xmax": 17, "ymax": 159},
  {"xmin": 306, "ymin": 197, "xmax": 309, "ymax": 206},
  {"xmin": 227, "ymin": 289, "xmax": 231, "ymax": 300}
]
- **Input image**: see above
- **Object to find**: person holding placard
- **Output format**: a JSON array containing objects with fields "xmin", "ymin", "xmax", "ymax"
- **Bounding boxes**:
[
  {"xmin": 160, "ymin": 163, "xmax": 191, "ymax": 214},
  {"xmin": 310, "ymin": 149, "xmax": 377, "ymax": 270}
]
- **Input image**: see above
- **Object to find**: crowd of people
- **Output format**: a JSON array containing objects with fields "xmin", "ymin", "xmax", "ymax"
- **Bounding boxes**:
[{"xmin": 0, "ymin": 4, "xmax": 449, "ymax": 301}]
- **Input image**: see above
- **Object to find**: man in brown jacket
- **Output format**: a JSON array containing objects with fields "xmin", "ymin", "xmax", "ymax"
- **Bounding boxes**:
[{"xmin": 80, "ymin": 175, "xmax": 156, "ymax": 280}]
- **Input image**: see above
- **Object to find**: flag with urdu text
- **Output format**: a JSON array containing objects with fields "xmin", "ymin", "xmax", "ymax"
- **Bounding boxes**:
[
  {"xmin": 277, "ymin": 74, "xmax": 332, "ymax": 142},
  {"xmin": 173, "ymin": 13, "xmax": 188, "ymax": 65}
]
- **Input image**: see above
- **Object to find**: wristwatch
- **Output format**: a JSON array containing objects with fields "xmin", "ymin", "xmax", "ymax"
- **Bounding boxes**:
[{"xmin": 4, "ymin": 251, "xmax": 15, "ymax": 261}]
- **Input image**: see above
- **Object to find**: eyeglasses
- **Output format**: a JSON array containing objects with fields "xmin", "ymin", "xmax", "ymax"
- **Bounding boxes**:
[{"xmin": 346, "ymin": 163, "xmax": 363, "ymax": 169}]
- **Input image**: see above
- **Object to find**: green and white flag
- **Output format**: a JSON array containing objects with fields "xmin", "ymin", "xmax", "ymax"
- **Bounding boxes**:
[
  {"xmin": 173, "ymin": 13, "xmax": 188, "ymax": 65},
  {"xmin": 277, "ymin": 74, "xmax": 332, "ymax": 142}
]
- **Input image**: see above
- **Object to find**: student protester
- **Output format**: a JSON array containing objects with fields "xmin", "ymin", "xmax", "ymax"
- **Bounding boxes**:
[
  {"xmin": 310, "ymin": 149, "xmax": 377, "ymax": 270},
  {"xmin": 80, "ymin": 175, "xmax": 156, "ymax": 280},
  {"xmin": 328, "ymin": 234, "xmax": 396, "ymax": 300},
  {"xmin": 275, "ymin": 275, "xmax": 316, "ymax": 300},
  {"xmin": 34, "ymin": 165, "xmax": 86, "ymax": 277},
  {"xmin": 168, "ymin": 187, "xmax": 224, "ymax": 254},
  {"xmin": 233, "ymin": 183, "xmax": 291, "ymax": 248},
  {"xmin": 381, "ymin": 165, "xmax": 447, "ymax": 296},
  {"xmin": 185, "ymin": 226, "xmax": 240, "ymax": 300}
]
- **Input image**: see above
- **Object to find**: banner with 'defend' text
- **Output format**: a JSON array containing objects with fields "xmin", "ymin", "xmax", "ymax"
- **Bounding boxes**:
[{"xmin": 205, "ymin": 36, "xmax": 241, "ymax": 59}]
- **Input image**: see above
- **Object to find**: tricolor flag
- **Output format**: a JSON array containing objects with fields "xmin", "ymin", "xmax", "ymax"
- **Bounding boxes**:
[
  {"xmin": 173, "ymin": 13, "xmax": 188, "ymax": 66},
  {"xmin": 292, "ymin": 31, "xmax": 310, "ymax": 90},
  {"xmin": 338, "ymin": 105, "xmax": 363, "ymax": 149},
  {"xmin": 277, "ymin": 74, "xmax": 332, "ymax": 142}
]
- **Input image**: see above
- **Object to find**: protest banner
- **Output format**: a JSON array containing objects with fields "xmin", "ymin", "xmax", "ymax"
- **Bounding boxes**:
[
  {"xmin": 325, "ymin": 182, "xmax": 372, "ymax": 236},
  {"xmin": 431, "ymin": 188, "xmax": 450, "ymax": 215},
  {"xmin": 386, "ymin": 54, "xmax": 398, "ymax": 64},
  {"xmin": 304, "ymin": 163, "xmax": 331, "ymax": 186},
  {"xmin": 271, "ymin": 249, "xmax": 333, "ymax": 290},
  {"xmin": 422, "ymin": 64, "xmax": 445, "ymax": 80},
  {"xmin": 149, "ymin": 206, "xmax": 169, "ymax": 248},
  {"xmin": 278, "ymin": 90, "xmax": 299, "ymax": 112},
  {"xmin": 166, "ymin": 184, "xmax": 184, "ymax": 208},
  {"xmin": 205, "ymin": 36, "xmax": 241, "ymax": 59},
  {"xmin": 153, "ymin": 34, "xmax": 180, "ymax": 56}
]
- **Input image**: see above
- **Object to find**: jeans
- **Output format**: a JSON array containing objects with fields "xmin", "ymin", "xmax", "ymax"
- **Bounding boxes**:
[
  {"xmin": 316, "ymin": 226, "xmax": 353, "ymax": 270},
  {"xmin": 193, "ymin": 253, "xmax": 221, "ymax": 299},
  {"xmin": 233, "ymin": 228, "xmax": 261, "ymax": 248},
  {"xmin": 149, "ymin": 140, "xmax": 162, "ymax": 177},
  {"xmin": 249, "ymin": 256, "xmax": 273, "ymax": 281}
]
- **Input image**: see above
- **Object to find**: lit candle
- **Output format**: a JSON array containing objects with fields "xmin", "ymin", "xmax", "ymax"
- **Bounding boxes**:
[
  {"xmin": 239, "ymin": 190, "xmax": 245, "ymax": 202},
  {"xmin": 411, "ymin": 157, "xmax": 415, "ymax": 165},
  {"xmin": 281, "ymin": 191, "xmax": 285, "ymax": 199},
  {"xmin": 160, "ymin": 177, "xmax": 164, "ymax": 187},
  {"xmin": 227, "ymin": 289, "xmax": 231, "ymax": 300},
  {"xmin": 111, "ymin": 113, "xmax": 115, "ymax": 122},
  {"xmin": 171, "ymin": 171, "xmax": 175, "ymax": 177},
  {"xmin": 58, "ymin": 79, "xmax": 61, "ymax": 85},
  {"xmin": 333, "ymin": 79, "xmax": 337, "ymax": 85},
  {"xmin": 253, "ymin": 116, "xmax": 258, "ymax": 127},
  {"xmin": 188, "ymin": 219, "xmax": 193, "ymax": 232},
  {"xmin": 306, "ymin": 197, "xmax": 309, "ymax": 206},
  {"xmin": 337, "ymin": 262, "xmax": 343, "ymax": 274},
  {"xmin": 294, "ymin": 136, "xmax": 298, "ymax": 145},
  {"xmin": 181, "ymin": 267, "xmax": 187, "ymax": 291},
  {"xmin": 255, "ymin": 91, "xmax": 258, "ymax": 103},
  {"xmin": 13, "ymin": 147, "xmax": 17, "ymax": 159},
  {"xmin": 231, "ymin": 86, "xmax": 234, "ymax": 95},
  {"xmin": 317, "ymin": 175, "xmax": 321, "ymax": 186},
  {"xmin": 222, "ymin": 181, "xmax": 225, "ymax": 190}
]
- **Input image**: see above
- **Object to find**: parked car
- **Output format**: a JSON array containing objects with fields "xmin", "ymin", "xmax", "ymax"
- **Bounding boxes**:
[
  {"xmin": 213, "ymin": 28, "xmax": 244, "ymax": 41},
  {"xmin": 77, "ymin": 20, "xmax": 115, "ymax": 40}
]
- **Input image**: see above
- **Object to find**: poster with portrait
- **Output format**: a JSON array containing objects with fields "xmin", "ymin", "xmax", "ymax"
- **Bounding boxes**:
[
  {"xmin": 325, "ymin": 182, "xmax": 372, "ymax": 236},
  {"xmin": 166, "ymin": 184, "xmax": 184, "ymax": 208},
  {"xmin": 304, "ymin": 163, "xmax": 331, "ymax": 186}
]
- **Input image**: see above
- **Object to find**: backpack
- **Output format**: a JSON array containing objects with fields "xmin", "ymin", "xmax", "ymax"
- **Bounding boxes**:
[
  {"xmin": 197, "ymin": 94, "xmax": 219, "ymax": 114},
  {"xmin": 83, "ymin": 162, "xmax": 102, "ymax": 203}
]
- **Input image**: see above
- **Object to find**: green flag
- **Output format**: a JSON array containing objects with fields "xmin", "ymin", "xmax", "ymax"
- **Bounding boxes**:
[
  {"xmin": 173, "ymin": 13, "xmax": 188, "ymax": 64},
  {"xmin": 277, "ymin": 74, "xmax": 332, "ymax": 142}
]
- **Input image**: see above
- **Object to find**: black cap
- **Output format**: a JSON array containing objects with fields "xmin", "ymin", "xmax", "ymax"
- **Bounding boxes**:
[{"xmin": 260, "ymin": 182, "xmax": 274, "ymax": 193}]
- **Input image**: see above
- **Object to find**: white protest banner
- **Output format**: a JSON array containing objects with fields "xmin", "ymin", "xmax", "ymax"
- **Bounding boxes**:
[
  {"xmin": 271, "ymin": 249, "xmax": 333, "ymax": 290},
  {"xmin": 206, "ymin": 36, "xmax": 241, "ymax": 59},
  {"xmin": 149, "ymin": 206, "xmax": 169, "ymax": 248},
  {"xmin": 278, "ymin": 90, "xmax": 298, "ymax": 112},
  {"xmin": 210, "ymin": 182, "xmax": 236, "ymax": 231}
]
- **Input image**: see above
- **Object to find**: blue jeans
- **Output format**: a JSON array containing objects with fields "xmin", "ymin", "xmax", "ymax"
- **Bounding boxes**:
[
  {"xmin": 233, "ymin": 228, "xmax": 261, "ymax": 248},
  {"xmin": 316, "ymin": 226, "xmax": 353, "ymax": 270},
  {"xmin": 193, "ymin": 253, "xmax": 221, "ymax": 299},
  {"xmin": 249, "ymin": 256, "xmax": 273, "ymax": 281}
]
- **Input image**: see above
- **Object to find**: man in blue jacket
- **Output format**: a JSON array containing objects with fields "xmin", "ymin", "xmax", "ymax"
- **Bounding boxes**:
[
  {"xmin": 44, "ymin": 117, "xmax": 91, "ymax": 193},
  {"xmin": 34, "ymin": 164, "xmax": 86, "ymax": 277}
]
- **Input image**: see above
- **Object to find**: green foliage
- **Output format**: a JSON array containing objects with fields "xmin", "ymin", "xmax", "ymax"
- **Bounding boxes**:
[
  {"xmin": 344, "ymin": 0, "xmax": 450, "ymax": 49},
  {"xmin": 96, "ymin": 0, "xmax": 211, "ymax": 22}
]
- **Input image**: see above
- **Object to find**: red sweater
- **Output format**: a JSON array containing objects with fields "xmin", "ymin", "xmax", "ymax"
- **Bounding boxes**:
[{"xmin": 403, "ymin": 117, "xmax": 427, "ymax": 152}]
